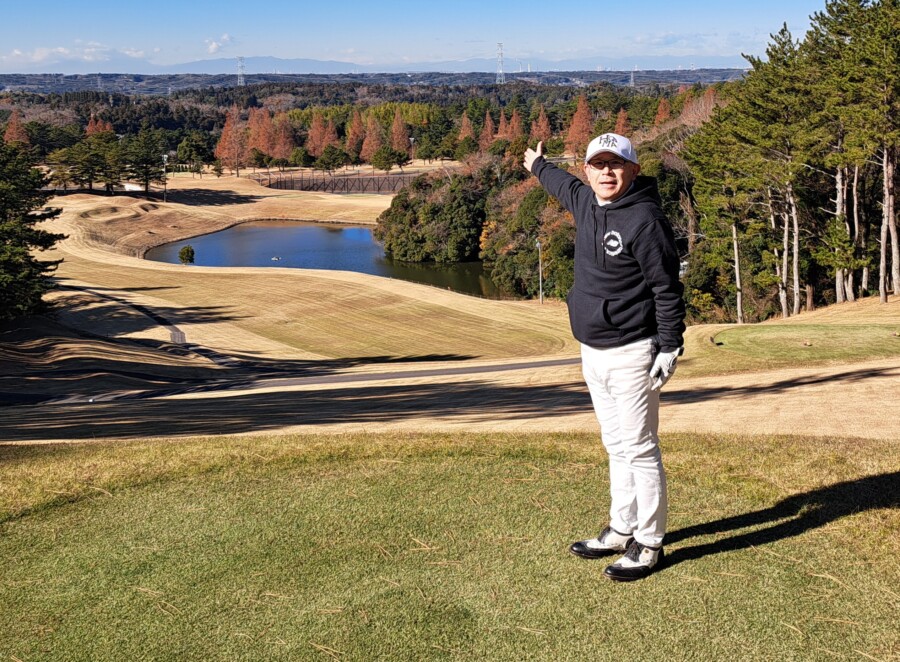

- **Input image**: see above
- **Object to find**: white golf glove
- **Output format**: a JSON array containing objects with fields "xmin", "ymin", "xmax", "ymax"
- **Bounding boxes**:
[{"xmin": 649, "ymin": 347, "xmax": 683, "ymax": 391}]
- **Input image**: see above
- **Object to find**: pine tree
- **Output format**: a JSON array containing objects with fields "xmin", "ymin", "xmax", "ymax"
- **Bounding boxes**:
[
  {"xmin": 565, "ymin": 95, "xmax": 593, "ymax": 160},
  {"xmin": 0, "ymin": 142, "xmax": 65, "ymax": 320}
]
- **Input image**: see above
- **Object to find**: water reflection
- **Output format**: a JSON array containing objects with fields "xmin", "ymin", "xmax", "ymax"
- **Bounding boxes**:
[{"xmin": 145, "ymin": 221, "xmax": 511, "ymax": 299}]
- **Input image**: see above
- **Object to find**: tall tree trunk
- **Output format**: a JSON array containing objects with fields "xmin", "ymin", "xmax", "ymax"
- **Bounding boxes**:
[
  {"xmin": 786, "ymin": 182, "xmax": 801, "ymax": 315},
  {"xmin": 767, "ymin": 189, "xmax": 789, "ymax": 318},
  {"xmin": 880, "ymin": 146, "xmax": 894, "ymax": 302},
  {"xmin": 732, "ymin": 220, "xmax": 744, "ymax": 324},
  {"xmin": 680, "ymin": 190, "xmax": 698, "ymax": 254},
  {"xmin": 886, "ymin": 146, "xmax": 898, "ymax": 294},
  {"xmin": 835, "ymin": 165, "xmax": 847, "ymax": 303},
  {"xmin": 781, "ymin": 209, "xmax": 791, "ymax": 318}
]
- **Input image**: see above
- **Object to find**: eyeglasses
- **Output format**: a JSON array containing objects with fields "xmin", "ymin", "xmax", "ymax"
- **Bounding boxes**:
[{"xmin": 587, "ymin": 159, "xmax": 627, "ymax": 172}]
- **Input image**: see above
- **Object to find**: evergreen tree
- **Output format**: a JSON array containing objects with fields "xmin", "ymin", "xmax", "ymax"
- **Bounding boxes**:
[
  {"xmin": 0, "ymin": 143, "xmax": 65, "ymax": 321},
  {"xmin": 125, "ymin": 128, "xmax": 166, "ymax": 194}
]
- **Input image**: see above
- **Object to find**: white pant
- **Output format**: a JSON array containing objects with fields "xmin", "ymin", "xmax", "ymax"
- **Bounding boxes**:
[{"xmin": 581, "ymin": 338, "xmax": 667, "ymax": 547}]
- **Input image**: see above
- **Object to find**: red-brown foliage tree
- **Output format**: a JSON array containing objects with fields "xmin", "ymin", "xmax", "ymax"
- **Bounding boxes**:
[
  {"xmin": 359, "ymin": 114, "xmax": 383, "ymax": 163},
  {"xmin": 323, "ymin": 118, "xmax": 339, "ymax": 152},
  {"xmin": 458, "ymin": 113, "xmax": 475, "ymax": 141},
  {"xmin": 565, "ymin": 95, "xmax": 593, "ymax": 159},
  {"xmin": 214, "ymin": 105, "xmax": 249, "ymax": 176},
  {"xmin": 390, "ymin": 108, "xmax": 410, "ymax": 154},
  {"xmin": 653, "ymin": 98, "xmax": 672, "ymax": 126},
  {"xmin": 270, "ymin": 113, "xmax": 295, "ymax": 161},
  {"xmin": 496, "ymin": 109, "xmax": 509, "ymax": 140},
  {"xmin": 344, "ymin": 108, "xmax": 366, "ymax": 160},
  {"xmin": 85, "ymin": 115, "xmax": 113, "ymax": 136},
  {"xmin": 507, "ymin": 109, "xmax": 524, "ymax": 143},
  {"xmin": 306, "ymin": 111, "xmax": 327, "ymax": 158},
  {"xmin": 479, "ymin": 111, "xmax": 496, "ymax": 151},
  {"xmin": 614, "ymin": 108, "xmax": 632, "ymax": 136},
  {"xmin": 3, "ymin": 110, "xmax": 29, "ymax": 145},
  {"xmin": 248, "ymin": 107, "xmax": 276, "ymax": 156},
  {"xmin": 530, "ymin": 105, "xmax": 552, "ymax": 143}
]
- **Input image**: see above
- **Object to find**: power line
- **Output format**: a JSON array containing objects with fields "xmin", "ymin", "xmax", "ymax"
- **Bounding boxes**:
[{"xmin": 496, "ymin": 43, "xmax": 505, "ymax": 85}]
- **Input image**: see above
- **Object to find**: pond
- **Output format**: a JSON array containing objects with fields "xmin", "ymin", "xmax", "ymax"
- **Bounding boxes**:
[{"xmin": 145, "ymin": 221, "xmax": 510, "ymax": 299}]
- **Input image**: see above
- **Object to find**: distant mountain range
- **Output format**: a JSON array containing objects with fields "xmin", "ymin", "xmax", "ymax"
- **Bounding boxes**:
[{"xmin": 2, "ymin": 54, "xmax": 750, "ymax": 76}]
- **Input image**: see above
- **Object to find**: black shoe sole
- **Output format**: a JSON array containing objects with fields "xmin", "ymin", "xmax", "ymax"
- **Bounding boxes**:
[
  {"xmin": 569, "ymin": 541, "xmax": 631, "ymax": 560},
  {"xmin": 603, "ymin": 549, "xmax": 665, "ymax": 581}
]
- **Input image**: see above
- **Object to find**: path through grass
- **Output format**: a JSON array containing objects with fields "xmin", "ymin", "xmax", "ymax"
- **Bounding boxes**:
[{"xmin": 2, "ymin": 433, "xmax": 897, "ymax": 661}]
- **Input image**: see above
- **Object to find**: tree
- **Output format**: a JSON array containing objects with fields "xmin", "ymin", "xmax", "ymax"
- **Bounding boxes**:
[
  {"xmin": 360, "ymin": 114, "xmax": 384, "ymax": 164},
  {"xmin": 125, "ymin": 128, "xmax": 166, "ymax": 194},
  {"xmin": 177, "ymin": 131, "xmax": 214, "ymax": 177},
  {"xmin": 507, "ymin": 109, "xmax": 524, "ymax": 143},
  {"xmin": 214, "ymin": 106, "xmax": 249, "ymax": 176},
  {"xmin": 3, "ymin": 111, "xmax": 29, "ymax": 147},
  {"xmin": 371, "ymin": 146, "xmax": 409, "ymax": 173},
  {"xmin": 390, "ymin": 107, "xmax": 410, "ymax": 154},
  {"xmin": 178, "ymin": 245, "xmax": 195, "ymax": 265},
  {"xmin": 247, "ymin": 107, "xmax": 275, "ymax": 158},
  {"xmin": 270, "ymin": 113, "xmax": 295, "ymax": 165},
  {"xmin": 530, "ymin": 105, "xmax": 552, "ymax": 143},
  {"xmin": 615, "ymin": 108, "xmax": 632, "ymax": 136},
  {"xmin": 654, "ymin": 98, "xmax": 672, "ymax": 126},
  {"xmin": 479, "ymin": 111, "xmax": 496, "ymax": 152},
  {"xmin": 344, "ymin": 108, "xmax": 366, "ymax": 161},
  {"xmin": 458, "ymin": 113, "xmax": 475, "ymax": 141},
  {"xmin": 496, "ymin": 109, "xmax": 509, "ymax": 140},
  {"xmin": 566, "ymin": 95, "xmax": 593, "ymax": 160},
  {"xmin": 305, "ymin": 111, "xmax": 328, "ymax": 158},
  {"xmin": 314, "ymin": 144, "xmax": 350, "ymax": 173},
  {"xmin": 0, "ymin": 142, "xmax": 65, "ymax": 321}
]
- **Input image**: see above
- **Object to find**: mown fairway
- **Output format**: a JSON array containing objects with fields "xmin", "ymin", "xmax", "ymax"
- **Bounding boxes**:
[{"xmin": 1, "ymin": 433, "xmax": 897, "ymax": 661}]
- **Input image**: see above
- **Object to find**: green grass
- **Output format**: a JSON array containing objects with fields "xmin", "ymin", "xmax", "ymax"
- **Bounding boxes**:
[
  {"xmin": 680, "ymin": 324, "xmax": 900, "ymax": 378},
  {"xmin": 1, "ymin": 433, "xmax": 897, "ymax": 661}
]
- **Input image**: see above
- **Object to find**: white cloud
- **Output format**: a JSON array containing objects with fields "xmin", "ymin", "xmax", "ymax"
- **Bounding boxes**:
[{"xmin": 205, "ymin": 33, "xmax": 234, "ymax": 55}]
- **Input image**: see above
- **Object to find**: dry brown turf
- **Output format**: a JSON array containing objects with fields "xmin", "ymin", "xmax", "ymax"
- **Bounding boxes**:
[{"xmin": 2, "ymin": 171, "xmax": 899, "ymax": 444}]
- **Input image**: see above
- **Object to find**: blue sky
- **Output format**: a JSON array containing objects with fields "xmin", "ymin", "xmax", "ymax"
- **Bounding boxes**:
[{"xmin": 0, "ymin": 0, "xmax": 826, "ymax": 73}]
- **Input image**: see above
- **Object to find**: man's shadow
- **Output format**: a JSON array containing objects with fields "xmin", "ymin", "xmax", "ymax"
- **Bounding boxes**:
[{"xmin": 663, "ymin": 471, "xmax": 899, "ymax": 568}]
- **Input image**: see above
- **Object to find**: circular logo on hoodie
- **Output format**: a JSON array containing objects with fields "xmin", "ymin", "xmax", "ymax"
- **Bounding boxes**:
[{"xmin": 603, "ymin": 230, "xmax": 624, "ymax": 256}]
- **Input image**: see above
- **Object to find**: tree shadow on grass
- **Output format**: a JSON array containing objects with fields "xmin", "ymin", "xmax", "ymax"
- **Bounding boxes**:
[
  {"xmin": 0, "ymin": 379, "xmax": 592, "ymax": 443},
  {"xmin": 662, "ymin": 365, "xmax": 900, "ymax": 405},
  {"xmin": 663, "ymin": 471, "xmax": 900, "ymax": 568},
  {"xmin": 163, "ymin": 189, "xmax": 266, "ymax": 206}
]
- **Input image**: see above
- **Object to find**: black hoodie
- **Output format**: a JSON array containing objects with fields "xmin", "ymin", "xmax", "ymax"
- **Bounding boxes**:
[{"xmin": 531, "ymin": 157, "xmax": 685, "ymax": 352}]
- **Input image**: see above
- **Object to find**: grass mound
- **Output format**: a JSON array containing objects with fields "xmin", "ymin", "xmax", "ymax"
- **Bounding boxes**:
[{"xmin": 1, "ymin": 432, "xmax": 896, "ymax": 661}]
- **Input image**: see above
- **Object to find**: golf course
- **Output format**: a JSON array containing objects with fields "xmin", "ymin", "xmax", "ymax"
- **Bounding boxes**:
[{"xmin": 1, "ymin": 172, "xmax": 898, "ymax": 661}]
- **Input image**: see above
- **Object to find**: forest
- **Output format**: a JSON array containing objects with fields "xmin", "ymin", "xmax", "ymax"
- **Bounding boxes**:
[{"xmin": 2, "ymin": 0, "xmax": 898, "ymax": 323}]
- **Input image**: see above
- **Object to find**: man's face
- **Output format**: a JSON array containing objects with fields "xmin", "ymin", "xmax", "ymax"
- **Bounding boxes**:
[{"xmin": 583, "ymin": 152, "xmax": 640, "ymax": 202}]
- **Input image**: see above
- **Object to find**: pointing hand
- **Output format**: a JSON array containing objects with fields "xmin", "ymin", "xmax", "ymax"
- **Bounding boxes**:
[{"xmin": 523, "ymin": 141, "xmax": 544, "ymax": 173}]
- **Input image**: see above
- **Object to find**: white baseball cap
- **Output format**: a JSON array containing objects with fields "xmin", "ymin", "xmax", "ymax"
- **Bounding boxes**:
[{"xmin": 584, "ymin": 133, "xmax": 638, "ymax": 165}]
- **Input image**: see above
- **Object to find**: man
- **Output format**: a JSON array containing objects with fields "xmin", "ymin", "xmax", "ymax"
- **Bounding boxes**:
[{"xmin": 523, "ymin": 133, "xmax": 685, "ymax": 581}]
